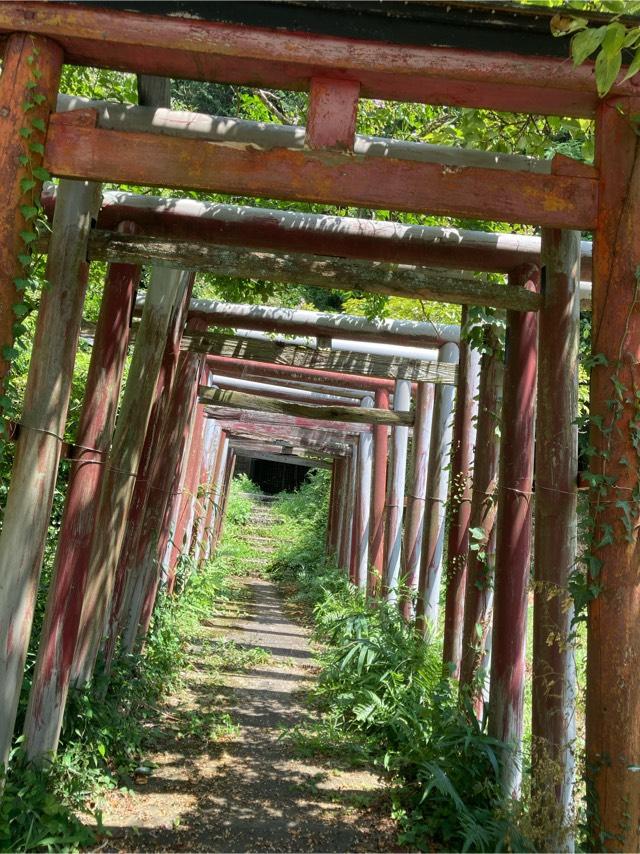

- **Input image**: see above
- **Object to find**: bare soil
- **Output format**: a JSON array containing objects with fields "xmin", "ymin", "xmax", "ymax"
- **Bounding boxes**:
[{"xmin": 94, "ymin": 572, "xmax": 399, "ymax": 852}]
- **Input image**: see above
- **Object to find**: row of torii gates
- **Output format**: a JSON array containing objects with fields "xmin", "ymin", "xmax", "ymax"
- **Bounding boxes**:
[{"xmin": 0, "ymin": 2, "xmax": 638, "ymax": 849}]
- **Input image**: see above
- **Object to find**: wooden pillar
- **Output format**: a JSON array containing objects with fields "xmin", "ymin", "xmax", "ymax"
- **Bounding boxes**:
[
  {"xmin": 488, "ymin": 264, "xmax": 539, "ymax": 797},
  {"xmin": 0, "ymin": 178, "xmax": 100, "ymax": 767},
  {"xmin": 97, "ymin": 271, "xmax": 194, "ymax": 674},
  {"xmin": 71, "ymin": 267, "xmax": 189, "ymax": 688},
  {"xmin": 415, "ymin": 342, "xmax": 458, "ymax": 633},
  {"xmin": 338, "ymin": 453, "xmax": 355, "ymax": 573},
  {"xmin": 167, "ymin": 399, "xmax": 207, "ymax": 577},
  {"xmin": 0, "ymin": 34, "xmax": 62, "ymax": 408},
  {"xmin": 333, "ymin": 456, "xmax": 348, "ymax": 565},
  {"xmin": 443, "ymin": 319, "xmax": 481, "ymax": 674},
  {"xmin": 532, "ymin": 228, "xmax": 580, "ymax": 840},
  {"xmin": 24, "ymin": 240, "xmax": 140, "ymax": 761},
  {"xmin": 210, "ymin": 433, "xmax": 230, "ymax": 551},
  {"xmin": 348, "ymin": 443, "xmax": 360, "ymax": 582},
  {"xmin": 459, "ymin": 338, "xmax": 502, "ymax": 712},
  {"xmin": 384, "ymin": 379, "xmax": 411, "ymax": 602},
  {"xmin": 369, "ymin": 388, "xmax": 389, "ymax": 595},
  {"xmin": 586, "ymin": 97, "xmax": 640, "ymax": 852},
  {"xmin": 401, "ymin": 381, "xmax": 434, "ymax": 620},
  {"xmin": 198, "ymin": 422, "xmax": 223, "ymax": 566},
  {"xmin": 326, "ymin": 459, "xmax": 339, "ymax": 555},
  {"xmin": 355, "ymin": 396, "xmax": 374, "ymax": 589}
]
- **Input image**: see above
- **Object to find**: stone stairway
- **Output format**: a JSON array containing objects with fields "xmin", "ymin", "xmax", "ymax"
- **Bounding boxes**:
[{"xmin": 235, "ymin": 493, "xmax": 290, "ymax": 568}]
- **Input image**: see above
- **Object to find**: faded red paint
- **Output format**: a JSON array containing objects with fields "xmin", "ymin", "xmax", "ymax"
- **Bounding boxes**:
[
  {"xmin": 401, "ymin": 382, "xmax": 433, "ymax": 620},
  {"xmin": 45, "ymin": 117, "xmax": 597, "ymax": 230},
  {"xmin": 24, "ymin": 245, "xmax": 139, "ymax": 757},
  {"xmin": 443, "ymin": 321, "xmax": 480, "ymax": 674},
  {"xmin": 0, "ymin": 34, "xmax": 62, "ymax": 399},
  {"xmin": 306, "ymin": 77, "xmax": 359, "ymax": 151},
  {"xmin": 488, "ymin": 265, "xmax": 539, "ymax": 795},
  {"xmin": 368, "ymin": 387, "xmax": 389, "ymax": 595}
]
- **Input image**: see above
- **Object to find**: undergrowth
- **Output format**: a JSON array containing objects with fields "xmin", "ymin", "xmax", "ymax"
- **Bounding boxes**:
[
  {"xmin": 0, "ymin": 479, "xmax": 253, "ymax": 852},
  {"xmin": 268, "ymin": 471, "xmax": 534, "ymax": 853}
]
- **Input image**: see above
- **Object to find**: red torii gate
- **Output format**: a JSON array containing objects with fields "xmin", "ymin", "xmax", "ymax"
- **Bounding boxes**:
[{"xmin": 0, "ymin": 3, "xmax": 636, "ymax": 848}]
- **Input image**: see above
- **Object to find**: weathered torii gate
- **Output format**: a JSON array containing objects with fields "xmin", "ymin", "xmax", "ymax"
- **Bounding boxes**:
[{"xmin": 0, "ymin": 2, "xmax": 637, "ymax": 848}]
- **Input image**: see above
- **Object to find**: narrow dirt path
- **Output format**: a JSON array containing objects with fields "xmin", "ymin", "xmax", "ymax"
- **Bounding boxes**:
[{"xmin": 97, "ymin": 495, "xmax": 398, "ymax": 852}]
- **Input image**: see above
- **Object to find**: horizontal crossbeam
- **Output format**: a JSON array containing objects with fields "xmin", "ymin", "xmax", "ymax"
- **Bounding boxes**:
[
  {"xmin": 45, "ymin": 113, "xmax": 598, "ymax": 230},
  {"xmin": 200, "ymin": 387, "xmax": 414, "ymax": 427},
  {"xmin": 2, "ymin": 3, "xmax": 636, "ymax": 116},
  {"xmin": 91, "ymin": 232, "xmax": 540, "ymax": 312}
]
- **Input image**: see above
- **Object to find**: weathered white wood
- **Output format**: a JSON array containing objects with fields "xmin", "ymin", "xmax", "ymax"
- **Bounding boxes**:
[
  {"xmin": 220, "ymin": 426, "xmax": 352, "ymax": 456},
  {"xmin": 71, "ymin": 267, "xmax": 190, "ymax": 688},
  {"xmin": 207, "ymin": 373, "xmax": 360, "ymax": 406},
  {"xmin": 43, "ymin": 186, "xmax": 594, "ymax": 279},
  {"xmin": 356, "ymin": 396, "xmax": 374, "ymax": 590},
  {"xmin": 185, "ymin": 299, "xmax": 459, "ymax": 346},
  {"xmin": 416, "ymin": 342, "xmax": 458, "ymax": 631},
  {"xmin": 384, "ymin": 379, "xmax": 412, "ymax": 603},
  {"xmin": 204, "ymin": 407, "xmax": 371, "ymax": 435},
  {"xmin": 199, "ymin": 386, "xmax": 413, "ymax": 427},
  {"xmin": 57, "ymin": 94, "xmax": 553, "ymax": 174},
  {"xmin": 188, "ymin": 332, "xmax": 456, "ymax": 384},
  {"xmin": 90, "ymin": 232, "xmax": 541, "ymax": 313},
  {"xmin": 0, "ymin": 179, "xmax": 101, "ymax": 768}
]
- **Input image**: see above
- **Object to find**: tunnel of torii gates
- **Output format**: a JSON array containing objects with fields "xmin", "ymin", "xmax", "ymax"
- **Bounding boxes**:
[{"xmin": 0, "ymin": 0, "xmax": 638, "ymax": 847}]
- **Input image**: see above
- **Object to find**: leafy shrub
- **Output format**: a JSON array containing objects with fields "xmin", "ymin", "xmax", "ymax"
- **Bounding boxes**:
[{"xmin": 268, "ymin": 472, "xmax": 530, "ymax": 852}]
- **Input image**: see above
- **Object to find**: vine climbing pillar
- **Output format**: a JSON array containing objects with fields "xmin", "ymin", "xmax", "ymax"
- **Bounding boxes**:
[
  {"xmin": 586, "ymin": 96, "xmax": 640, "ymax": 852},
  {"xmin": 369, "ymin": 387, "xmax": 389, "ymax": 596},
  {"xmin": 384, "ymin": 379, "xmax": 411, "ymax": 601},
  {"xmin": 533, "ymin": 228, "xmax": 580, "ymax": 842},
  {"xmin": 415, "ymin": 342, "xmax": 457, "ymax": 634},
  {"xmin": 443, "ymin": 316, "xmax": 481, "ymax": 675},
  {"xmin": 401, "ymin": 381, "xmax": 434, "ymax": 620},
  {"xmin": 488, "ymin": 264, "xmax": 539, "ymax": 797},
  {"xmin": 0, "ymin": 33, "xmax": 62, "ymax": 414},
  {"xmin": 24, "ymin": 233, "xmax": 140, "ymax": 761},
  {"xmin": 459, "ymin": 334, "xmax": 502, "ymax": 713},
  {"xmin": 0, "ymin": 178, "xmax": 100, "ymax": 768}
]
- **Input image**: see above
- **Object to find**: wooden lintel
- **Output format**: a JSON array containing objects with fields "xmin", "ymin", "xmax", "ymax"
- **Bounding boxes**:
[
  {"xmin": 88, "ymin": 232, "xmax": 541, "ymax": 312},
  {"xmin": 1, "ymin": 3, "xmax": 637, "ymax": 117},
  {"xmin": 200, "ymin": 386, "xmax": 414, "ymax": 427},
  {"xmin": 45, "ymin": 119, "xmax": 598, "ymax": 230},
  {"xmin": 232, "ymin": 447, "xmax": 332, "ymax": 469},
  {"xmin": 204, "ymin": 407, "xmax": 372, "ymax": 434}
]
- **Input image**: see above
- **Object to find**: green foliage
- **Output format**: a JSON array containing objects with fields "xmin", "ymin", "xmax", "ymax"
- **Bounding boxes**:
[
  {"xmin": 268, "ymin": 474, "xmax": 528, "ymax": 852},
  {"xmin": 1, "ymin": 479, "xmax": 256, "ymax": 852},
  {"xmin": 549, "ymin": 2, "xmax": 640, "ymax": 96}
]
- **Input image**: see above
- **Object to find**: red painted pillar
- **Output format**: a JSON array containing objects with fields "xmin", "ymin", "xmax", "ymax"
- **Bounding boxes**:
[
  {"xmin": 586, "ymin": 96, "xmax": 640, "ymax": 851},
  {"xmin": 459, "ymin": 339, "xmax": 502, "ymax": 715},
  {"xmin": 369, "ymin": 388, "xmax": 389, "ymax": 596},
  {"xmin": 443, "ymin": 317, "xmax": 481, "ymax": 675},
  {"xmin": 488, "ymin": 264, "xmax": 539, "ymax": 796},
  {"xmin": 24, "ymin": 245, "xmax": 140, "ymax": 760},
  {"xmin": 401, "ymin": 381, "xmax": 433, "ymax": 620},
  {"xmin": 0, "ymin": 34, "xmax": 62, "ymax": 408},
  {"xmin": 325, "ymin": 459, "xmax": 339, "ymax": 555},
  {"xmin": 169, "ymin": 401, "xmax": 207, "ymax": 575}
]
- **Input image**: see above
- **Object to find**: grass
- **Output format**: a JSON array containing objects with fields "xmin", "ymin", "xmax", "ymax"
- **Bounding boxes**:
[{"xmin": 0, "ymin": 477, "xmax": 261, "ymax": 852}]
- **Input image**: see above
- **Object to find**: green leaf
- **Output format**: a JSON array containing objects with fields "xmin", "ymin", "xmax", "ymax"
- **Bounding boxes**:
[
  {"xmin": 19, "ymin": 230, "xmax": 37, "ymax": 245},
  {"xmin": 19, "ymin": 177, "xmax": 36, "ymax": 193},
  {"xmin": 31, "ymin": 165, "xmax": 49, "ymax": 181},
  {"xmin": 621, "ymin": 47, "xmax": 640, "ymax": 83},
  {"xmin": 18, "ymin": 126, "xmax": 32, "ymax": 138},
  {"xmin": 571, "ymin": 26, "xmax": 607, "ymax": 66},
  {"xmin": 29, "ymin": 141, "xmax": 44, "ymax": 155},
  {"xmin": 19, "ymin": 205, "xmax": 38, "ymax": 220},
  {"xmin": 12, "ymin": 303, "xmax": 29, "ymax": 317},
  {"xmin": 596, "ymin": 47, "xmax": 623, "ymax": 96},
  {"xmin": 2, "ymin": 346, "xmax": 19, "ymax": 361},
  {"xmin": 31, "ymin": 117, "xmax": 46, "ymax": 132}
]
